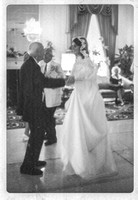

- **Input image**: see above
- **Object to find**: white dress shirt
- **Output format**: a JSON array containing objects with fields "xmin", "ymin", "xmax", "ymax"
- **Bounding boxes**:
[{"xmin": 39, "ymin": 60, "xmax": 65, "ymax": 107}]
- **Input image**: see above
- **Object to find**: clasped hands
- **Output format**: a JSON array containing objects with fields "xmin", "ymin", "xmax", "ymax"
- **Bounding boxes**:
[{"xmin": 65, "ymin": 75, "xmax": 75, "ymax": 86}]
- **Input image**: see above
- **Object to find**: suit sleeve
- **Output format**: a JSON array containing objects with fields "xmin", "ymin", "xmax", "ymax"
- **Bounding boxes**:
[
  {"xmin": 43, "ymin": 76, "xmax": 65, "ymax": 88},
  {"xmin": 34, "ymin": 66, "xmax": 65, "ymax": 89}
]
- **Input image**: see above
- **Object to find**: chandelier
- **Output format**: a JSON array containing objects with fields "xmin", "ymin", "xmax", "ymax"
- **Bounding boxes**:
[{"xmin": 23, "ymin": 18, "xmax": 42, "ymax": 42}]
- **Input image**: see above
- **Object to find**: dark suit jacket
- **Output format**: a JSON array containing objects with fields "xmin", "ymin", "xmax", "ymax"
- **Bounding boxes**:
[{"xmin": 16, "ymin": 56, "xmax": 65, "ymax": 124}]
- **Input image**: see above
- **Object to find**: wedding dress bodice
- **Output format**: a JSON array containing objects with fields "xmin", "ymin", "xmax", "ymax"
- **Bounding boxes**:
[{"xmin": 71, "ymin": 56, "xmax": 98, "ymax": 82}]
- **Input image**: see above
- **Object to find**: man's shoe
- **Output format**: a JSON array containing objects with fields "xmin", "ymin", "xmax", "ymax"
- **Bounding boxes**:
[
  {"xmin": 20, "ymin": 166, "xmax": 43, "ymax": 176},
  {"xmin": 45, "ymin": 139, "xmax": 57, "ymax": 146},
  {"xmin": 35, "ymin": 161, "xmax": 47, "ymax": 168}
]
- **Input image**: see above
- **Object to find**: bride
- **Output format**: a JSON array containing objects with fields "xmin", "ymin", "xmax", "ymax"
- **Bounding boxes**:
[{"xmin": 60, "ymin": 37, "xmax": 117, "ymax": 179}]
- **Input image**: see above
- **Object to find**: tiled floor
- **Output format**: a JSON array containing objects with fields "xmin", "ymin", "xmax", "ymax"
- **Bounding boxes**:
[{"xmin": 7, "ymin": 119, "xmax": 133, "ymax": 193}]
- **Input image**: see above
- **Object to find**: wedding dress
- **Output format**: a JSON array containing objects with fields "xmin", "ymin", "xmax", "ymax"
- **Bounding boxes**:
[{"xmin": 60, "ymin": 56, "xmax": 117, "ymax": 179}]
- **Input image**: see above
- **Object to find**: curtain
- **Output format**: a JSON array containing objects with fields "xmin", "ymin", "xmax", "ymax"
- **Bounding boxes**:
[
  {"xmin": 97, "ymin": 5, "xmax": 118, "ymax": 68},
  {"xmin": 70, "ymin": 13, "xmax": 91, "ymax": 39},
  {"xmin": 68, "ymin": 5, "xmax": 91, "ymax": 45},
  {"xmin": 97, "ymin": 14, "xmax": 115, "ymax": 67},
  {"xmin": 111, "ymin": 5, "xmax": 118, "ymax": 35}
]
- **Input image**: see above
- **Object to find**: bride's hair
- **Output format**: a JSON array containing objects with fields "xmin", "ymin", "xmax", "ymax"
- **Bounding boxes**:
[
  {"xmin": 72, "ymin": 38, "xmax": 82, "ymax": 47},
  {"xmin": 79, "ymin": 37, "xmax": 89, "ymax": 55},
  {"xmin": 72, "ymin": 37, "xmax": 89, "ymax": 59}
]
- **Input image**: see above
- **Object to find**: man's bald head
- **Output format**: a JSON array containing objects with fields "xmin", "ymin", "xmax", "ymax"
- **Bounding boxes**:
[{"xmin": 29, "ymin": 42, "xmax": 44, "ymax": 62}]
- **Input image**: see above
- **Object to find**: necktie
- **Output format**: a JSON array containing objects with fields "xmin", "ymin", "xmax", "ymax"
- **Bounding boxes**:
[{"xmin": 44, "ymin": 63, "xmax": 47, "ymax": 76}]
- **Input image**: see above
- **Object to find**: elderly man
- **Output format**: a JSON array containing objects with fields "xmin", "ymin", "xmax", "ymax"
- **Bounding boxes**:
[{"xmin": 17, "ymin": 42, "xmax": 65, "ymax": 176}]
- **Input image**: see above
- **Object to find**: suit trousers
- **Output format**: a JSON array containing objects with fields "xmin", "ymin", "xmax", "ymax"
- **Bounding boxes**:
[{"xmin": 21, "ymin": 105, "xmax": 46, "ymax": 169}]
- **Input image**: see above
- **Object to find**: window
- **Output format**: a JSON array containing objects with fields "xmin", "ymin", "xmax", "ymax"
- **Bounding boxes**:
[{"xmin": 87, "ymin": 15, "xmax": 110, "ymax": 77}]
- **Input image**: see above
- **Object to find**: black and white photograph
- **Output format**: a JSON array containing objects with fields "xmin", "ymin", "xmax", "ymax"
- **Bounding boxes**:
[{"xmin": 0, "ymin": 0, "xmax": 138, "ymax": 199}]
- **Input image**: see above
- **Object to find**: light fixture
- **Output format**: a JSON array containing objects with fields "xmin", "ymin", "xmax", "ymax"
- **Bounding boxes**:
[
  {"xmin": 23, "ymin": 18, "xmax": 42, "ymax": 42},
  {"xmin": 61, "ymin": 53, "xmax": 75, "ymax": 76}
]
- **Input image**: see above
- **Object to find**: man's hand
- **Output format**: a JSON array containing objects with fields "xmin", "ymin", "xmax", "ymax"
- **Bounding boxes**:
[{"xmin": 66, "ymin": 75, "xmax": 75, "ymax": 86}]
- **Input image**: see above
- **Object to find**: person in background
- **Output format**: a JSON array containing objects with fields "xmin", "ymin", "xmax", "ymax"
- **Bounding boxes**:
[
  {"xmin": 17, "ymin": 42, "xmax": 65, "ymax": 176},
  {"xmin": 110, "ymin": 65, "xmax": 125, "ymax": 106},
  {"xmin": 39, "ymin": 46, "xmax": 65, "ymax": 146}
]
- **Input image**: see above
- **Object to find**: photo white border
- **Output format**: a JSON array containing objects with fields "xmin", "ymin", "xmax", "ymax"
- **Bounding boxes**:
[{"xmin": 0, "ymin": 0, "xmax": 138, "ymax": 199}]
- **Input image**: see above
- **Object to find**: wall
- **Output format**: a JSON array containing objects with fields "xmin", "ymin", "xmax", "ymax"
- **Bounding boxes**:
[
  {"xmin": 39, "ymin": 5, "xmax": 68, "ymax": 63},
  {"xmin": 115, "ymin": 5, "xmax": 134, "ymax": 53},
  {"xmin": 7, "ymin": 5, "xmax": 39, "ymax": 54}
]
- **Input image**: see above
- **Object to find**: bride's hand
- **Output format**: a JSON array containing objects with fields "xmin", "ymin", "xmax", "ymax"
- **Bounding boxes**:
[{"xmin": 66, "ymin": 76, "xmax": 75, "ymax": 86}]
